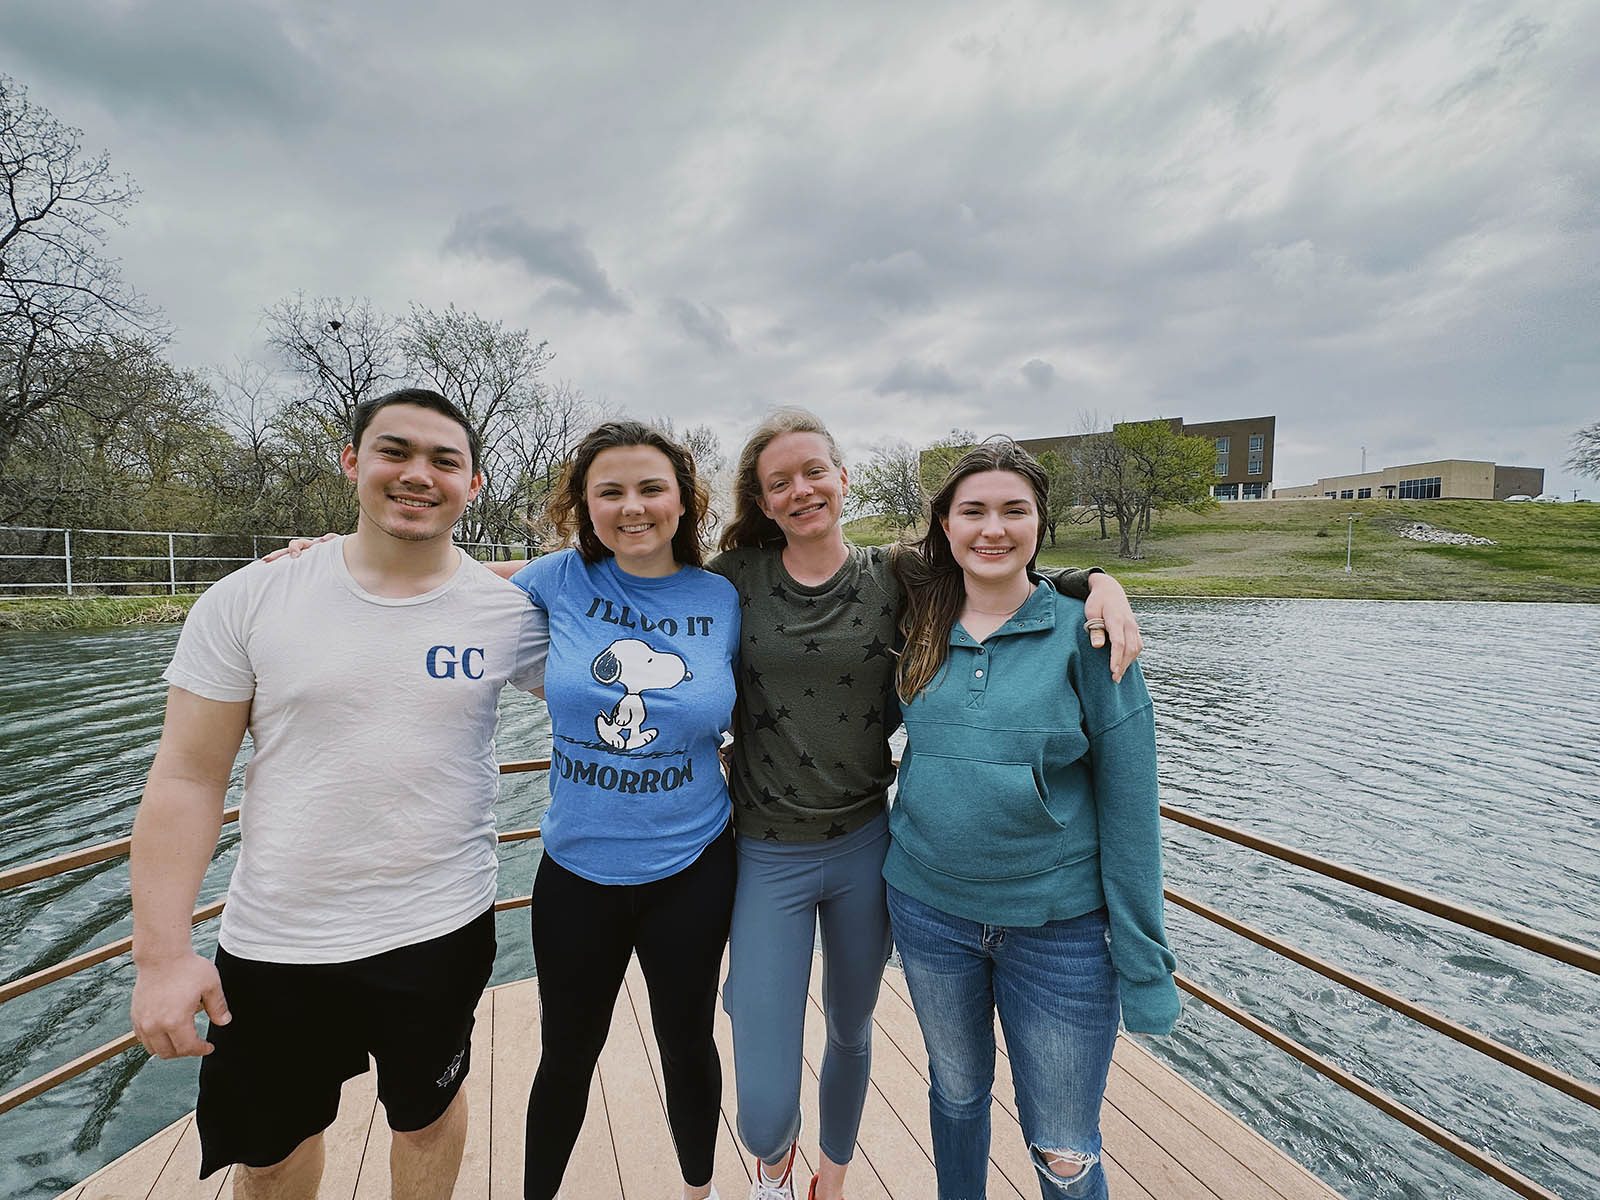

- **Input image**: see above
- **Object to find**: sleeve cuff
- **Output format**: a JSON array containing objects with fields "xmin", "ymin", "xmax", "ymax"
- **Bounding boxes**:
[{"xmin": 1120, "ymin": 974, "xmax": 1180, "ymax": 1035}]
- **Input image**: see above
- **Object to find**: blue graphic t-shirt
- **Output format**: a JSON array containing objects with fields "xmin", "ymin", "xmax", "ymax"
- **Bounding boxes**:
[{"xmin": 510, "ymin": 549, "xmax": 740, "ymax": 884}]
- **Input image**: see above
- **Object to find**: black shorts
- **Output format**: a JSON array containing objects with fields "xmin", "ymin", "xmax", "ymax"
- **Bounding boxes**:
[{"xmin": 196, "ymin": 907, "xmax": 496, "ymax": 1178}]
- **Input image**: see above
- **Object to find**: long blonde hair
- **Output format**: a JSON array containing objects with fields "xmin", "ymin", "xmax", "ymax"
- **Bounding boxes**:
[
  {"xmin": 896, "ymin": 440, "xmax": 1049, "ymax": 700},
  {"xmin": 719, "ymin": 407, "xmax": 845, "ymax": 551}
]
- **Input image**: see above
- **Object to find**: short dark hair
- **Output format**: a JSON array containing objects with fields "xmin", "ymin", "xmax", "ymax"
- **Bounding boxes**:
[
  {"xmin": 351, "ymin": 388, "xmax": 481, "ymax": 472},
  {"xmin": 547, "ymin": 420, "xmax": 715, "ymax": 568}
]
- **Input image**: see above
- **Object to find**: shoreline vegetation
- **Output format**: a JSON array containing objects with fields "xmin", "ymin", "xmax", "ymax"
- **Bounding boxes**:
[{"xmin": 3, "ymin": 500, "xmax": 1596, "ymax": 631}]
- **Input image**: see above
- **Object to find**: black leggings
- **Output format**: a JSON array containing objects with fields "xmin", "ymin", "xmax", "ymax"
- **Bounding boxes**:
[{"xmin": 523, "ymin": 824, "xmax": 736, "ymax": 1199}]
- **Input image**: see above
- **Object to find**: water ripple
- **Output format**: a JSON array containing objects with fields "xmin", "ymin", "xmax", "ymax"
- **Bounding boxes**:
[{"xmin": 3, "ymin": 603, "xmax": 1599, "ymax": 1199}]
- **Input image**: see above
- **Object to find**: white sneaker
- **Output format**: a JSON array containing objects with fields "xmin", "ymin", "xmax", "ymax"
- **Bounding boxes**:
[{"xmin": 748, "ymin": 1139, "xmax": 798, "ymax": 1200}]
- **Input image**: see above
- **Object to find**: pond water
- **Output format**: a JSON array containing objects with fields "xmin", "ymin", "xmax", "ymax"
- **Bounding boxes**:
[{"xmin": 1, "ymin": 598, "xmax": 1596, "ymax": 1199}]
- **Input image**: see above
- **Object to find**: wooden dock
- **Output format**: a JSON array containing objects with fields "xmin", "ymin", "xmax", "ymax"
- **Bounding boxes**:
[{"xmin": 58, "ymin": 959, "xmax": 1344, "ymax": 1199}]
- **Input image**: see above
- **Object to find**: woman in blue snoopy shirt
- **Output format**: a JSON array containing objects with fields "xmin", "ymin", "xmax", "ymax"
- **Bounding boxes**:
[{"xmin": 509, "ymin": 421, "xmax": 740, "ymax": 1200}]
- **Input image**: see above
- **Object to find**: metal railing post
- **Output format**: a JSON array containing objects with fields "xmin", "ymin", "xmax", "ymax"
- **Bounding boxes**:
[
  {"xmin": 168, "ymin": 532, "xmax": 177, "ymax": 595},
  {"xmin": 63, "ymin": 528, "xmax": 73, "ymax": 596}
]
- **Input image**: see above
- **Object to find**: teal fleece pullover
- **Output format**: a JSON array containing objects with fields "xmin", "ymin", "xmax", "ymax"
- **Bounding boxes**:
[{"xmin": 883, "ymin": 580, "xmax": 1179, "ymax": 1034}]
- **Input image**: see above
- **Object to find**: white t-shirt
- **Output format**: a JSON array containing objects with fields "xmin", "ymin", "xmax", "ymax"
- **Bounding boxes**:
[{"xmin": 163, "ymin": 539, "xmax": 547, "ymax": 963}]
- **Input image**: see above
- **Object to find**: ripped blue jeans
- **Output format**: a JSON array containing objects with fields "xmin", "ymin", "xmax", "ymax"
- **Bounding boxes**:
[{"xmin": 887, "ymin": 885, "xmax": 1117, "ymax": 1200}]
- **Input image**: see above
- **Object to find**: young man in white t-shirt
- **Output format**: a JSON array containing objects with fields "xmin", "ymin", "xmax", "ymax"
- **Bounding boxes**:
[{"xmin": 129, "ymin": 388, "xmax": 547, "ymax": 1200}]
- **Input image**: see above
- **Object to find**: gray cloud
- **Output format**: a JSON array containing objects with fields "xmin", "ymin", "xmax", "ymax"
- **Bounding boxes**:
[
  {"xmin": 444, "ymin": 208, "xmax": 629, "ymax": 313},
  {"xmin": 6, "ymin": 0, "xmax": 1593, "ymax": 499},
  {"xmin": 1021, "ymin": 359, "xmax": 1055, "ymax": 391},
  {"xmin": 3, "ymin": 0, "xmax": 322, "ymax": 127},
  {"xmin": 876, "ymin": 360, "xmax": 970, "ymax": 396},
  {"xmin": 847, "ymin": 250, "xmax": 935, "ymax": 311},
  {"xmin": 661, "ymin": 298, "xmax": 735, "ymax": 355}
]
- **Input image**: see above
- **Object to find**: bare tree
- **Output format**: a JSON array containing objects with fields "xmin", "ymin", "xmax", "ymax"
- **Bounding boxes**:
[
  {"xmin": 0, "ymin": 75, "xmax": 163, "ymax": 469},
  {"xmin": 261, "ymin": 293, "xmax": 402, "ymax": 438},
  {"xmin": 401, "ymin": 304, "xmax": 555, "ymax": 547},
  {"xmin": 1568, "ymin": 421, "xmax": 1600, "ymax": 481},
  {"xmin": 850, "ymin": 439, "xmax": 926, "ymax": 532},
  {"xmin": 499, "ymin": 380, "xmax": 598, "ymax": 555}
]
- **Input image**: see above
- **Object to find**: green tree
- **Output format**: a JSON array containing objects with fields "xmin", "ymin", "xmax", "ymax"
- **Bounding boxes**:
[
  {"xmin": 1076, "ymin": 420, "xmax": 1215, "ymax": 558},
  {"xmin": 916, "ymin": 428, "xmax": 978, "ymax": 495},
  {"xmin": 1035, "ymin": 449, "xmax": 1082, "ymax": 547},
  {"xmin": 851, "ymin": 439, "xmax": 926, "ymax": 532}
]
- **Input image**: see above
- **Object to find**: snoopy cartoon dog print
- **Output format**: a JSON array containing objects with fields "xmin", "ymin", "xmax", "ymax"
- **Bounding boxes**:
[{"xmin": 591, "ymin": 638, "xmax": 692, "ymax": 750}]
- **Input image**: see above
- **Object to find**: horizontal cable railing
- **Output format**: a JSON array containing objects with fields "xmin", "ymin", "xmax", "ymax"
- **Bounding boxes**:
[
  {"xmin": 0, "ymin": 525, "xmax": 536, "ymax": 596},
  {"xmin": 1173, "ymin": 974, "xmax": 1561, "ymax": 1200},
  {"xmin": 2, "ymin": 767, "xmax": 1593, "ymax": 1200},
  {"xmin": 1160, "ymin": 803, "xmax": 1600, "ymax": 975},
  {"xmin": 1164, "ymin": 888, "xmax": 1599, "ymax": 1111}
]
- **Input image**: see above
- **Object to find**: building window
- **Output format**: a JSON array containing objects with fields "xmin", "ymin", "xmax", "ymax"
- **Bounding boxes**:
[
  {"xmin": 1398, "ymin": 476, "xmax": 1442, "ymax": 499},
  {"xmin": 1214, "ymin": 483, "xmax": 1238, "ymax": 500},
  {"xmin": 1242, "ymin": 483, "xmax": 1265, "ymax": 499},
  {"xmin": 1340, "ymin": 489, "xmax": 1354, "ymax": 499},
  {"xmin": 1324, "ymin": 491, "xmax": 1337, "ymax": 498},
  {"xmin": 1248, "ymin": 455, "xmax": 1262, "ymax": 475},
  {"xmin": 1215, "ymin": 455, "xmax": 1229, "ymax": 475},
  {"xmin": 1249, "ymin": 434, "xmax": 1264, "ymax": 453},
  {"xmin": 1358, "ymin": 487, "xmax": 1372, "ymax": 499},
  {"xmin": 1215, "ymin": 437, "xmax": 1230, "ymax": 452}
]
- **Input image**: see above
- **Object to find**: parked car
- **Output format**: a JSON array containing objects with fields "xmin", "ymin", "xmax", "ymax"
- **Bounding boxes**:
[
  {"xmin": 1534, "ymin": 493, "xmax": 1563, "ymax": 503},
  {"xmin": 1504, "ymin": 494, "xmax": 1533, "ymax": 501}
]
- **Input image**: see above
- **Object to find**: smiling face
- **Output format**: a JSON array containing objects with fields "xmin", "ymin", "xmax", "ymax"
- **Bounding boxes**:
[
  {"xmin": 584, "ymin": 444, "xmax": 686, "ymax": 577},
  {"xmin": 940, "ymin": 469, "xmax": 1041, "ymax": 589},
  {"xmin": 755, "ymin": 431, "xmax": 849, "ymax": 544},
  {"xmin": 341, "ymin": 402, "xmax": 481, "ymax": 544}
]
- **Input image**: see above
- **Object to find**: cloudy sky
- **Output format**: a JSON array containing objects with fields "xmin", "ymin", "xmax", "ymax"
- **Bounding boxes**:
[{"xmin": 7, "ymin": 0, "xmax": 1598, "ymax": 495}]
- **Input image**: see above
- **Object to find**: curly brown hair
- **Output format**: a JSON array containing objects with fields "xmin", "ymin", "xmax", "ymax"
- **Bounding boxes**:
[{"xmin": 546, "ymin": 420, "xmax": 716, "ymax": 568}]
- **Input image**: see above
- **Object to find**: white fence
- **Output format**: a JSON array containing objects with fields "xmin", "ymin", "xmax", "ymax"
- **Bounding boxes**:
[{"xmin": 0, "ymin": 526, "xmax": 531, "ymax": 597}]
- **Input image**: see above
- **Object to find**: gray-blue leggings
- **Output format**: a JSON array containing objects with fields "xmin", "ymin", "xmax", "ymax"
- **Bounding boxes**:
[{"xmin": 722, "ymin": 813, "xmax": 894, "ymax": 1167}]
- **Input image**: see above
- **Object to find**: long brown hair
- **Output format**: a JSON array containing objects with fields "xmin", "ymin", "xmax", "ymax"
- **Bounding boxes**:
[
  {"xmin": 547, "ymin": 420, "xmax": 716, "ymax": 568},
  {"xmin": 720, "ymin": 407, "xmax": 845, "ymax": 551},
  {"xmin": 896, "ymin": 439, "xmax": 1049, "ymax": 700}
]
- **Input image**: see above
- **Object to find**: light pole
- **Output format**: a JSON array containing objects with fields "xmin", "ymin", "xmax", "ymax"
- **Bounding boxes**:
[{"xmin": 1343, "ymin": 512, "xmax": 1361, "ymax": 572}]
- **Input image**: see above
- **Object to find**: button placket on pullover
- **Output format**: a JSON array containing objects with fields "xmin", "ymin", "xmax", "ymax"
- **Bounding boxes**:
[
  {"xmin": 951, "ymin": 630, "xmax": 990, "ymax": 708},
  {"xmin": 951, "ymin": 602, "xmax": 1054, "ymax": 710}
]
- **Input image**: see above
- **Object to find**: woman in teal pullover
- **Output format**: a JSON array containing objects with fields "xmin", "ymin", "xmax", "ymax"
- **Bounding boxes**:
[{"xmin": 886, "ymin": 439, "xmax": 1178, "ymax": 1200}]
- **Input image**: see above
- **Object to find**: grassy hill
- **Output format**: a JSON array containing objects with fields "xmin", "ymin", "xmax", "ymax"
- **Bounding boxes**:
[{"xmin": 848, "ymin": 500, "xmax": 1600, "ymax": 602}]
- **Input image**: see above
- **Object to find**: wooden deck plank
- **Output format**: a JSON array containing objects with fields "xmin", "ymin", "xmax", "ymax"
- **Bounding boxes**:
[
  {"xmin": 74, "ymin": 1112, "xmax": 188, "ymax": 1200},
  {"xmin": 804, "ymin": 962, "xmax": 986, "ymax": 1200},
  {"xmin": 456, "ymin": 992, "xmax": 496, "ymax": 1200},
  {"xmin": 498, "ymin": 974, "xmax": 625, "ymax": 1200},
  {"xmin": 1103, "ymin": 1058, "xmax": 1292, "ymax": 1200},
  {"xmin": 595, "ymin": 968, "xmax": 682, "ymax": 1199},
  {"xmin": 319, "ymin": 1067, "xmax": 380, "ymax": 1199},
  {"xmin": 63, "ymin": 965, "xmax": 1348, "ymax": 1200},
  {"xmin": 622, "ymin": 956, "xmax": 751, "ymax": 1200},
  {"xmin": 351, "ymin": 1076, "xmax": 393, "ymax": 1200},
  {"xmin": 143, "ymin": 1111, "xmax": 226, "ymax": 1200},
  {"xmin": 1113, "ymin": 1045, "xmax": 1343, "ymax": 1200}
]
